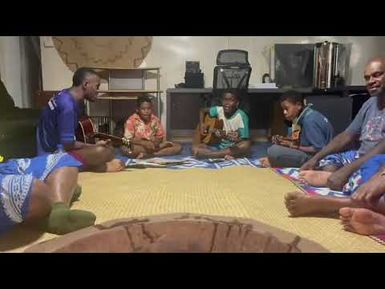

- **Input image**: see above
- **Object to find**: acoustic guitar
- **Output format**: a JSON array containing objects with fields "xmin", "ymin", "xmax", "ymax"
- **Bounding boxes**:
[
  {"xmin": 200, "ymin": 114, "xmax": 224, "ymax": 145},
  {"xmin": 272, "ymin": 124, "xmax": 301, "ymax": 148},
  {"xmin": 76, "ymin": 117, "xmax": 131, "ymax": 149}
]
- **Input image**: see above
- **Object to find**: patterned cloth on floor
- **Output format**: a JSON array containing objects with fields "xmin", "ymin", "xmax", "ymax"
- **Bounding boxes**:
[
  {"xmin": 272, "ymin": 167, "xmax": 346, "ymax": 197},
  {"xmin": 123, "ymin": 156, "xmax": 261, "ymax": 170}
]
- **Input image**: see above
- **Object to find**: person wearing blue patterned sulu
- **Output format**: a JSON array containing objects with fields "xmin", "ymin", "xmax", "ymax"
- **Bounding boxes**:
[
  {"xmin": 0, "ymin": 152, "xmax": 95, "ymax": 235},
  {"xmin": 285, "ymin": 57, "xmax": 385, "ymax": 218}
]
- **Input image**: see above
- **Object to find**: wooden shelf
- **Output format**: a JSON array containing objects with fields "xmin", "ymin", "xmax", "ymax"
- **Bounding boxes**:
[
  {"xmin": 86, "ymin": 66, "xmax": 162, "ymax": 134},
  {"xmin": 98, "ymin": 90, "xmax": 162, "ymax": 93},
  {"xmin": 97, "ymin": 96, "xmax": 140, "ymax": 100},
  {"xmin": 94, "ymin": 67, "xmax": 160, "ymax": 71}
]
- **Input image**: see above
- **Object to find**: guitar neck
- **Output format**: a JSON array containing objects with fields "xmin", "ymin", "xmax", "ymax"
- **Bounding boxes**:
[{"xmin": 94, "ymin": 132, "xmax": 124, "ymax": 142}]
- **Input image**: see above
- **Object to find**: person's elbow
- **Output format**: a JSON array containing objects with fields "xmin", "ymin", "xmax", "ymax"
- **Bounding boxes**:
[
  {"xmin": 338, "ymin": 131, "xmax": 358, "ymax": 142},
  {"xmin": 62, "ymin": 141, "xmax": 76, "ymax": 151}
]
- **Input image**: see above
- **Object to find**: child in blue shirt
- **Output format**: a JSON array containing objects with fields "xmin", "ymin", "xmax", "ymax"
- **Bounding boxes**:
[{"xmin": 261, "ymin": 90, "xmax": 334, "ymax": 167}]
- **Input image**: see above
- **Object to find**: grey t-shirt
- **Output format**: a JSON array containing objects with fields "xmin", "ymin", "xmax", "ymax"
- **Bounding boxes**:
[{"xmin": 345, "ymin": 96, "xmax": 385, "ymax": 155}]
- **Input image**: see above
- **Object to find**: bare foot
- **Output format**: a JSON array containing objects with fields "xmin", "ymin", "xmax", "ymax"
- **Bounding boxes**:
[
  {"xmin": 259, "ymin": 157, "xmax": 271, "ymax": 167},
  {"xmin": 224, "ymin": 154, "xmax": 234, "ymax": 160},
  {"xmin": 285, "ymin": 191, "xmax": 310, "ymax": 217},
  {"xmin": 284, "ymin": 191, "xmax": 341, "ymax": 217},
  {"xmin": 136, "ymin": 152, "xmax": 145, "ymax": 159},
  {"xmin": 339, "ymin": 207, "xmax": 385, "ymax": 235},
  {"xmin": 299, "ymin": 170, "xmax": 332, "ymax": 186},
  {"xmin": 194, "ymin": 149, "xmax": 211, "ymax": 159},
  {"xmin": 106, "ymin": 159, "xmax": 125, "ymax": 172},
  {"xmin": 159, "ymin": 141, "xmax": 173, "ymax": 149}
]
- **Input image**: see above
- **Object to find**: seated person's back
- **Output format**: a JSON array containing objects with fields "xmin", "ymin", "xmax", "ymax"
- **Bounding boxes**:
[{"xmin": 37, "ymin": 89, "xmax": 80, "ymax": 154}]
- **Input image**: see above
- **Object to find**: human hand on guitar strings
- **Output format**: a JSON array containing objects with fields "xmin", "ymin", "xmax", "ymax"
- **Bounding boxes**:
[
  {"xmin": 271, "ymin": 135, "xmax": 282, "ymax": 144},
  {"xmin": 272, "ymin": 135, "xmax": 294, "ymax": 147},
  {"xmin": 278, "ymin": 138, "xmax": 299, "ymax": 149},
  {"xmin": 214, "ymin": 129, "xmax": 226, "ymax": 139},
  {"xmin": 200, "ymin": 123, "xmax": 209, "ymax": 136},
  {"xmin": 226, "ymin": 130, "xmax": 240, "ymax": 142},
  {"xmin": 96, "ymin": 139, "xmax": 112, "ymax": 147}
]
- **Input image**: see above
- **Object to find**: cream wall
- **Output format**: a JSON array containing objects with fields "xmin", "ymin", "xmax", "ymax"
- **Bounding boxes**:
[
  {"xmin": 40, "ymin": 36, "xmax": 385, "ymax": 125},
  {"xmin": 0, "ymin": 37, "xmax": 24, "ymax": 107}
]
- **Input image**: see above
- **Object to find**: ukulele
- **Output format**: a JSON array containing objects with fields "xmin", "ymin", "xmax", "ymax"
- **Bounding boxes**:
[
  {"xmin": 76, "ymin": 117, "xmax": 131, "ymax": 149},
  {"xmin": 200, "ymin": 114, "xmax": 224, "ymax": 145}
]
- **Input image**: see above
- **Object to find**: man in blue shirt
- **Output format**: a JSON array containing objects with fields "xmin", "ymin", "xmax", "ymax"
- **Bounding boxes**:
[
  {"xmin": 37, "ymin": 67, "xmax": 124, "ymax": 172},
  {"xmin": 261, "ymin": 90, "xmax": 334, "ymax": 168}
]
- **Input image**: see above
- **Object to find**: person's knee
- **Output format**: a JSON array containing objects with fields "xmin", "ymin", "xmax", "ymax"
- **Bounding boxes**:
[
  {"xmin": 192, "ymin": 144, "xmax": 206, "ymax": 156},
  {"xmin": 267, "ymin": 144, "xmax": 298, "ymax": 167},
  {"xmin": 173, "ymin": 142, "xmax": 183, "ymax": 154},
  {"xmin": 232, "ymin": 140, "xmax": 251, "ymax": 157},
  {"xmin": 239, "ymin": 140, "xmax": 251, "ymax": 151},
  {"xmin": 27, "ymin": 180, "xmax": 51, "ymax": 221},
  {"xmin": 192, "ymin": 146, "xmax": 199, "ymax": 156},
  {"xmin": 267, "ymin": 144, "xmax": 280, "ymax": 159},
  {"xmin": 95, "ymin": 145, "xmax": 114, "ymax": 162}
]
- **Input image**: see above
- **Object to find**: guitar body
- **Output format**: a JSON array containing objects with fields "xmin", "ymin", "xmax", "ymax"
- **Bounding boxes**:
[
  {"xmin": 76, "ymin": 117, "xmax": 131, "ymax": 150},
  {"xmin": 201, "ymin": 115, "xmax": 224, "ymax": 145},
  {"xmin": 76, "ymin": 117, "xmax": 97, "ymax": 144}
]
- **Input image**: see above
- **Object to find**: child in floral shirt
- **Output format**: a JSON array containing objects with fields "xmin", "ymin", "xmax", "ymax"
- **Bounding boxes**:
[{"xmin": 122, "ymin": 95, "xmax": 182, "ymax": 159}]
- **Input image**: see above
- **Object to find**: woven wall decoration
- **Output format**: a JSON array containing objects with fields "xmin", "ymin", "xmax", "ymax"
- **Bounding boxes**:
[{"xmin": 52, "ymin": 36, "xmax": 152, "ymax": 71}]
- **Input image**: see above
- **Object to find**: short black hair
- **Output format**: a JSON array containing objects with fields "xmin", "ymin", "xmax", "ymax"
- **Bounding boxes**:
[
  {"xmin": 137, "ymin": 94, "xmax": 153, "ymax": 107},
  {"xmin": 222, "ymin": 89, "xmax": 241, "ymax": 101},
  {"xmin": 72, "ymin": 67, "xmax": 99, "ymax": 87},
  {"xmin": 280, "ymin": 90, "xmax": 304, "ymax": 104}
]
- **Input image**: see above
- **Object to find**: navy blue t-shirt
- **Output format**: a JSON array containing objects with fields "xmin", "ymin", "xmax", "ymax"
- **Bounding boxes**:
[
  {"xmin": 37, "ymin": 89, "xmax": 80, "ymax": 154},
  {"xmin": 298, "ymin": 108, "xmax": 334, "ymax": 150}
]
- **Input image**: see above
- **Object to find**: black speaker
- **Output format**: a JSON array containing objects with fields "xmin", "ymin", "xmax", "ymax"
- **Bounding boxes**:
[
  {"xmin": 186, "ymin": 61, "xmax": 200, "ymax": 73},
  {"xmin": 184, "ymin": 72, "xmax": 204, "ymax": 88}
]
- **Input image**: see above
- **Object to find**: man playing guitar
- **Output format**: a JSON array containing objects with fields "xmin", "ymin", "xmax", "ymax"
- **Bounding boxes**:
[{"xmin": 36, "ymin": 67, "xmax": 125, "ymax": 172}]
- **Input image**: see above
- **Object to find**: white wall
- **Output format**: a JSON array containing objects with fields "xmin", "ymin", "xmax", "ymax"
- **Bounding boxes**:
[
  {"xmin": 0, "ymin": 37, "xmax": 24, "ymax": 107},
  {"xmin": 0, "ymin": 36, "xmax": 38, "ymax": 108},
  {"xmin": 40, "ymin": 36, "xmax": 385, "ymax": 125}
]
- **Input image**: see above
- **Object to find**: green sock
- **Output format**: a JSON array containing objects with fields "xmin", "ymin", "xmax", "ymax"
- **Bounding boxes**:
[
  {"xmin": 71, "ymin": 185, "xmax": 82, "ymax": 204},
  {"xmin": 46, "ymin": 202, "xmax": 96, "ymax": 235}
]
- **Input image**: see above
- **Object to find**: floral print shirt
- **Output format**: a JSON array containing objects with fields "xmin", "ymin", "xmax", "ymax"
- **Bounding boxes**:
[{"xmin": 124, "ymin": 113, "xmax": 164, "ymax": 141}]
